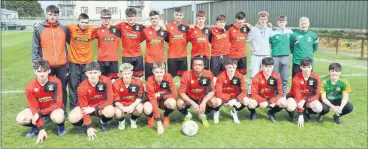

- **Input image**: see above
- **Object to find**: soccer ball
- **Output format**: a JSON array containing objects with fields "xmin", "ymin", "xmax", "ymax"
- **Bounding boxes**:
[{"xmin": 182, "ymin": 120, "xmax": 198, "ymax": 136}]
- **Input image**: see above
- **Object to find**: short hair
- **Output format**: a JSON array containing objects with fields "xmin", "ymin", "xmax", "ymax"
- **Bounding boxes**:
[
  {"xmin": 149, "ymin": 10, "xmax": 159, "ymax": 17},
  {"xmin": 78, "ymin": 13, "xmax": 89, "ymax": 20},
  {"xmin": 299, "ymin": 17, "xmax": 309, "ymax": 23},
  {"xmin": 46, "ymin": 5, "xmax": 59, "ymax": 14},
  {"xmin": 235, "ymin": 12, "xmax": 246, "ymax": 20},
  {"xmin": 216, "ymin": 14, "xmax": 226, "ymax": 22},
  {"xmin": 119, "ymin": 63, "xmax": 134, "ymax": 72},
  {"xmin": 101, "ymin": 9, "xmax": 111, "ymax": 16},
  {"xmin": 258, "ymin": 11, "xmax": 269, "ymax": 18},
  {"xmin": 329, "ymin": 62, "xmax": 342, "ymax": 71},
  {"xmin": 225, "ymin": 59, "xmax": 238, "ymax": 66},
  {"xmin": 277, "ymin": 15, "xmax": 287, "ymax": 21},
  {"xmin": 34, "ymin": 59, "xmax": 51, "ymax": 70},
  {"xmin": 152, "ymin": 61, "xmax": 165, "ymax": 71},
  {"xmin": 174, "ymin": 7, "xmax": 183, "ymax": 13},
  {"xmin": 191, "ymin": 57, "xmax": 205, "ymax": 65},
  {"xmin": 85, "ymin": 62, "xmax": 100, "ymax": 71},
  {"xmin": 261, "ymin": 57, "xmax": 274, "ymax": 66},
  {"xmin": 196, "ymin": 10, "xmax": 206, "ymax": 17},
  {"xmin": 125, "ymin": 7, "xmax": 137, "ymax": 16},
  {"xmin": 300, "ymin": 57, "xmax": 312, "ymax": 66}
]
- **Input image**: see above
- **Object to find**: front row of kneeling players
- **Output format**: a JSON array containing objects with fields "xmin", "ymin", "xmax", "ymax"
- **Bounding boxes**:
[{"xmin": 16, "ymin": 57, "xmax": 354, "ymax": 143}]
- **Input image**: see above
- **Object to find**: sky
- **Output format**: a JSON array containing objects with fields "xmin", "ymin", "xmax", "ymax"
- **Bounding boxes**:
[{"xmin": 39, "ymin": 1, "xmax": 204, "ymax": 13}]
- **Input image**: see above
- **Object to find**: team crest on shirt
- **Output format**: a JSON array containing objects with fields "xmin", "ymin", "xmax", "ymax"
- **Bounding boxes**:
[
  {"xmin": 162, "ymin": 82, "xmax": 167, "ymax": 88},
  {"xmin": 336, "ymin": 87, "xmax": 341, "ymax": 91},
  {"xmin": 34, "ymin": 88, "xmax": 39, "ymax": 92},
  {"xmin": 112, "ymin": 28, "xmax": 116, "ymax": 33},
  {"xmin": 232, "ymin": 79, "xmax": 238, "ymax": 84},
  {"xmin": 202, "ymin": 79, "xmax": 207, "ymax": 84},
  {"xmin": 297, "ymin": 35, "xmax": 303, "ymax": 39},
  {"xmin": 269, "ymin": 79, "xmax": 275, "ymax": 85},
  {"xmin": 182, "ymin": 26, "xmax": 186, "ymax": 30},
  {"xmin": 136, "ymin": 26, "xmax": 140, "ymax": 30},
  {"xmin": 160, "ymin": 31, "xmax": 164, "ymax": 36},
  {"xmin": 205, "ymin": 29, "xmax": 208, "ymax": 33},
  {"xmin": 48, "ymin": 85, "xmax": 54, "ymax": 91},
  {"xmin": 309, "ymin": 80, "xmax": 314, "ymax": 85},
  {"xmin": 307, "ymin": 36, "xmax": 312, "ymax": 42},
  {"xmin": 131, "ymin": 86, "xmax": 136, "ymax": 92},
  {"xmin": 98, "ymin": 85, "xmax": 104, "ymax": 91},
  {"xmin": 120, "ymin": 88, "xmax": 124, "ymax": 92}
]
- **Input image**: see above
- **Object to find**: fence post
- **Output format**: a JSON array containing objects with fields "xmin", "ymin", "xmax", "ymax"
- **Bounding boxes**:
[
  {"xmin": 361, "ymin": 39, "xmax": 365, "ymax": 59},
  {"xmin": 336, "ymin": 38, "xmax": 339, "ymax": 54}
]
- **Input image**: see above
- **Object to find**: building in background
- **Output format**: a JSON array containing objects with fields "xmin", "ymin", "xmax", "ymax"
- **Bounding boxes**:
[
  {"xmin": 57, "ymin": 0, "xmax": 151, "ymax": 20},
  {"xmin": 1, "ymin": 8, "xmax": 18, "ymax": 20}
]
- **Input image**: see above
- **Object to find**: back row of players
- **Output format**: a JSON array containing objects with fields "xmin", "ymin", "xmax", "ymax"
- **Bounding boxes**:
[{"xmin": 19, "ymin": 5, "xmax": 353, "ymax": 143}]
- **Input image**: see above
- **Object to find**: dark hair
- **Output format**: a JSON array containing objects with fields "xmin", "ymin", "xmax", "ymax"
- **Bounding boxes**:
[
  {"xmin": 101, "ymin": 9, "xmax": 111, "ymax": 16},
  {"xmin": 78, "ymin": 13, "xmax": 89, "ymax": 20},
  {"xmin": 216, "ymin": 14, "xmax": 226, "ymax": 22},
  {"xmin": 225, "ymin": 59, "xmax": 238, "ymax": 66},
  {"xmin": 196, "ymin": 10, "xmax": 206, "ymax": 17},
  {"xmin": 152, "ymin": 61, "xmax": 166, "ymax": 71},
  {"xmin": 191, "ymin": 57, "xmax": 205, "ymax": 65},
  {"xmin": 34, "ymin": 59, "xmax": 51, "ymax": 70},
  {"xmin": 85, "ymin": 62, "xmax": 100, "ymax": 72},
  {"xmin": 174, "ymin": 7, "xmax": 183, "ymax": 13},
  {"xmin": 329, "ymin": 62, "xmax": 342, "ymax": 71},
  {"xmin": 125, "ymin": 7, "xmax": 137, "ymax": 16},
  {"xmin": 46, "ymin": 5, "xmax": 59, "ymax": 14},
  {"xmin": 235, "ymin": 12, "xmax": 246, "ymax": 20},
  {"xmin": 277, "ymin": 15, "xmax": 287, "ymax": 21},
  {"xmin": 149, "ymin": 10, "xmax": 159, "ymax": 17},
  {"xmin": 261, "ymin": 57, "xmax": 274, "ymax": 66},
  {"xmin": 300, "ymin": 57, "xmax": 312, "ymax": 66}
]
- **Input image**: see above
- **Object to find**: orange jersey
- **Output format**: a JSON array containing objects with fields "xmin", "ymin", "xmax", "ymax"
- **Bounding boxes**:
[
  {"xmin": 67, "ymin": 24, "xmax": 94, "ymax": 64},
  {"xmin": 112, "ymin": 77, "xmax": 143, "ymax": 106},
  {"xmin": 146, "ymin": 73, "xmax": 177, "ymax": 119},
  {"xmin": 92, "ymin": 25, "xmax": 121, "ymax": 61},
  {"xmin": 251, "ymin": 71, "xmax": 283, "ymax": 103},
  {"xmin": 25, "ymin": 76, "xmax": 63, "ymax": 128},
  {"xmin": 210, "ymin": 27, "xmax": 230, "ymax": 56},
  {"xmin": 166, "ymin": 22, "xmax": 189, "ymax": 58},
  {"xmin": 141, "ymin": 26, "xmax": 168, "ymax": 63},
  {"xmin": 77, "ymin": 76, "xmax": 113, "ymax": 127},
  {"xmin": 116, "ymin": 22, "xmax": 145, "ymax": 57},
  {"xmin": 215, "ymin": 71, "xmax": 247, "ymax": 103},
  {"xmin": 228, "ymin": 24, "xmax": 250, "ymax": 58},
  {"xmin": 187, "ymin": 26, "xmax": 211, "ymax": 58},
  {"xmin": 179, "ymin": 70, "xmax": 214, "ymax": 103}
]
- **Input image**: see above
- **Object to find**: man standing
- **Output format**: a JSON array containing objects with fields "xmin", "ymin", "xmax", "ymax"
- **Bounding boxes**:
[
  {"xmin": 31, "ymin": 5, "xmax": 69, "ymax": 118},
  {"xmin": 116, "ymin": 8, "xmax": 145, "ymax": 79},
  {"xmin": 318, "ymin": 63, "xmax": 354, "ymax": 124},
  {"xmin": 93, "ymin": 9, "xmax": 121, "ymax": 82},
  {"xmin": 269, "ymin": 16, "xmax": 293, "ymax": 96},
  {"xmin": 247, "ymin": 11, "xmax": 273, "ymax": 95},
  {"xmin": 227, "ymin": 12, "xmax": 251, "ymax": 75},
  {"xmin": 290, "ymin": 17, "xmax": 319, "ymax": 78},
  {"xmin": 166, "ymin": 7, "xmax": 190, "ymax": 78},
  {"xmin": 67, "ymin": 13, "xmax": 95, "ymax": 111},
  {"xmin": 187, "ymin": 10, "xmax": 211, "ymax": 70},
  {"xmin": 141, "ymin": 10, "xmax": 168, "ymax": 80}
]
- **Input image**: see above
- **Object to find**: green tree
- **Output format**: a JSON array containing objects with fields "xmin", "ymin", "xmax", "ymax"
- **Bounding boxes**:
[{"xmin": 1, "ymin": 0, "xmax": 44, "ymax": 17}]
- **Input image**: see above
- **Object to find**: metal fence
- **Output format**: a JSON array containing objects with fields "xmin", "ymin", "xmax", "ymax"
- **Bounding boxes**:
[{"xmin": 163, "ymin": 1, "xmax": 368, "ymax": 31}]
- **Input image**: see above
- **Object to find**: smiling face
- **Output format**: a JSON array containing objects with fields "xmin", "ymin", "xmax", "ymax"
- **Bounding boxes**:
[
  {"xmin": 86, "ymin": 70, "xmax": 101, "ymax": 85},
  {"xmin": 34, "ymin": 67, "xmax": 51, "ymax": 82}
]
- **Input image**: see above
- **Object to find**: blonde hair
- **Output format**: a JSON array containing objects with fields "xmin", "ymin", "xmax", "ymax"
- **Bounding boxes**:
[
  {"xmin": 118, "ymin": 63, "xmax": 133, "ymax": 78},
  {"xmin": 258, "ymin": 11, "xmax": 269, "ymax": 18}
]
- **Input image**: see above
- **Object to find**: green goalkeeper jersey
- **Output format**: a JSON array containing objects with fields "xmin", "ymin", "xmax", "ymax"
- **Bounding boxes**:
[
  {"xmin": 290, "ymin": 29, "xmax": 319, "ymax": 65},
  {"xmin": 321, "ymin": 76, "xmax": 351, "ymax": 101}
]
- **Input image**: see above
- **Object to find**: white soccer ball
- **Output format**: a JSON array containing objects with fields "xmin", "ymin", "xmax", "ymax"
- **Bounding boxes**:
[{"xmin": 182, "ymin": 120, "xmax": 198, "ymax": 136}]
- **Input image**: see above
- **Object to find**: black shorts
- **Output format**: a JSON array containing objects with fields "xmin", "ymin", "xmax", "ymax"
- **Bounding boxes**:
[
  {"xmin": 122, "ymin": 56, "xmax": 144, "ymax": 77},
  {"xmin": 98, "ymin": 61, "xmax": 119, "ymax": 79},
  {"xmin": 190, "ymin": 56, "xmax": 209, "ymax": 70},
  {"xmin": 167, "ymin": 57, "xmax": 188, "ymax": 77},
  {"xmin": 210, "ymin": 55, "xmax": 229, "ymax": 77},
  {"xmin": 230, "ymin": 57, "xmax": 247, "ymax": 75}
]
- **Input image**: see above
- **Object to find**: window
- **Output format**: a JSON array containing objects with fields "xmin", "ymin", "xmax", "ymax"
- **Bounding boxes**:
[
  {"xmin": 108, "ymin": 7, "xmax": 118, "ymax": 15},
  {"xmin": 96, "ymin": 7, "xmax": 104, "ymax": 14},
  {"xmin": 81, "ymin": 7, "xmax": 88, "ymax": 14}
]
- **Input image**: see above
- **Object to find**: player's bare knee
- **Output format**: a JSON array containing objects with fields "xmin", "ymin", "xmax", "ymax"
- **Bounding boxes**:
[
  {"xmin": 242, "ymin": 97, "xmax": 250, "ymax": 106},
  {"xmin": 278, "ymin": 100, "xmax": 288, "ymax": 108},
  {"xmin": 135, "ymin": 103, "xmax": 144, "ymax": 114},
  {"xmin": 50, "ymin": 108, "xmax": 65, "ymax": 124},
  {"xmin": 114, "ymin": 107, "xmax": 124, "ymax": 119},
  {"xmin": 69, "ymin": 107, "xmax": 83, "ymax": 123},
  {"xmin": 102, "ymin": 105, "xmax": 115, "ymax": 118},
  {"xmin": 248, "ymin": 99, "xmax": 258, "ymax": 109},
  {"xmin": 16, "ymin": 112, "xmax": 32, "ymax": 125},
  {"xmin": 165, "ymin": 98, "xmax": 176, "ymax": 110},
  {"xmin": 176, "ymin": 98, "xmax": 185, "ymax": 110},
  {"xmin": 311, "ymin": 101, "xmax": 323, "ymax": 113},
  {"xmin": 286, "ymin": 98, "xmax": 297, "ymax": 111},
  {"xmin": 143, "ymin": 102, "xmax": 153, "ymax": 115},
  {"xmin": 259, "ymin": 102, "xmax": 268, "ymax": 109},
  {"xmin": 215, "ymin": 98, "xmax": 222, "ymax": 107}
]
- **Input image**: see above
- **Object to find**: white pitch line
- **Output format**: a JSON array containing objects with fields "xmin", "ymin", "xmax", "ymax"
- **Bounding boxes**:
[
  {"xmin": 2, "ymin": 73, "xmax": 367, "ymax": 94},
  {"xmin": 315, "ymin": 58, "xmax": 368, "ymax": 70}
]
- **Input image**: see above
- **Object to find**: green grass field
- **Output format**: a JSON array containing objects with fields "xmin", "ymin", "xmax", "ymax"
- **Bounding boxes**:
[{"xmin": 1, "ymin": 30, "xmax": 367, "ymax": 148}]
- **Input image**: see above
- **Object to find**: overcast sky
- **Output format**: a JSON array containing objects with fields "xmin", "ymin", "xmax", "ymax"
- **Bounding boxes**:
[{"xmin": 39, "ymin": 1, "xmax": 201, "ymax": 13}]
